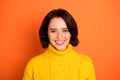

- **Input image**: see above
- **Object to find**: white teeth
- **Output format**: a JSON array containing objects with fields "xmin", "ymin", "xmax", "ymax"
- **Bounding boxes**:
[{"xmin": 55, "ymin": 40, "xmax": 64, "ymax": 44}]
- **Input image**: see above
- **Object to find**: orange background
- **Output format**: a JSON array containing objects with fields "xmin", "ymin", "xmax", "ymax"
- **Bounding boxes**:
[{"xmin": 0, "ymin": 0, "xmax": 120, "ymax": 80}]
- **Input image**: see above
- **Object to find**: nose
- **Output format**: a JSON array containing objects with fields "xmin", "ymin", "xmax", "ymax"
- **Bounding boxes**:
[{"xmin": 57, "ymin": 31, "xmax": 63, "ymax": 39}]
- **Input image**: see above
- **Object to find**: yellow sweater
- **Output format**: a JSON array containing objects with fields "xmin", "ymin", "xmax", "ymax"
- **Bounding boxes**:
[{"xmin": 23, "ymin": 44, "xmax": 96, "ymax": 80}]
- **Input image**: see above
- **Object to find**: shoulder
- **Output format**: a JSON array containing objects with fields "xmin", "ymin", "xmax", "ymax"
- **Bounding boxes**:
[
  {"xmin": 74, "ymin": 52, "xmax": 95, "ymax": 72},
  {"xmin": 23, "ymin": 54, "xmax": 45, "ymax": 79},
  {"xmin": 25, "ymin": 53, "xmax": 45, "ymax": 69},
  {"xmin": 75, "ymin": 52, "xmax": 94, "ymax": 64},
  {"xmin": 80, "ymin": 53, "xmax": 92, "ymax": 61}
]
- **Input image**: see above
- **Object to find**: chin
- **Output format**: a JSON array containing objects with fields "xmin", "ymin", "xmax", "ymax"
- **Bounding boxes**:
[
  {"xmin": 55, "ymin": 46, "xmax": 66, "ymax": 51},
  {"xmin": 52, "ymin": 42, "xmax": 69, "ymax": 51}
]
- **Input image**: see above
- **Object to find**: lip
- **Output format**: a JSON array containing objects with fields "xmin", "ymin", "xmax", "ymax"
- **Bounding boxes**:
[{"xmin": 55, "ymin": 40, "xmax": 65, "ymax": 45}]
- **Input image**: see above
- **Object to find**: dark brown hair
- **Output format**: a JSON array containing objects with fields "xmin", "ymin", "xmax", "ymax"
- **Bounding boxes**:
[{"xmin": 39, "ymin": 8, "xmax": 79, "ymax": 48}]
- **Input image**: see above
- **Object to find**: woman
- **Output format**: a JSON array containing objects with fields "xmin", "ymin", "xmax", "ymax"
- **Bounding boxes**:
[{"xmin": 23, "ymin": 8, "xmax": 96, "ymax": 80}]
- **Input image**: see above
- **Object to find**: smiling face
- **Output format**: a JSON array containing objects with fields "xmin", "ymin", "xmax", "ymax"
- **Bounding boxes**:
[{"xmin": 48, "ymin": 17, "xmax": 71, "ymax": 51}]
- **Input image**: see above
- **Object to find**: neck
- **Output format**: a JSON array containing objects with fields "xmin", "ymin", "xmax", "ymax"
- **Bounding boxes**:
[{"xmin": 44, "ymin": 44, "xmax": 74, "ymax": 61}]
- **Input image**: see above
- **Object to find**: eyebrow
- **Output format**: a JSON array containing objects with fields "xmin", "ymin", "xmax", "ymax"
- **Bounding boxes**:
[
  {"xmin": 62, "ymin": 28, "xmax": 68, "ymax": 30},
  {"xmin": 48, "ymin": 28, "xmax": 57, "ymax": 30},
  {"xmin": 48, "ymin": 28, "xmax": 68, "ymax": 30}
]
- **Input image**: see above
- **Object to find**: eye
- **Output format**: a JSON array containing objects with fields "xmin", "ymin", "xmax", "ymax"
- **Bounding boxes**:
[
  {"xmin": 63, "ymin": 29, "xmax": 69, "ymax": 32},
  {"xmin": 49, "ymin": 28, "xmax": 57, "ymax": 33},
  {"xmin": 50, "ymin": 30, "xmax": 56, "ymax": 33}
]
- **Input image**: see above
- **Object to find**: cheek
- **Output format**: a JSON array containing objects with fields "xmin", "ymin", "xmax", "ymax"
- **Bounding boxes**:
[
  {"xmin": 48, "ymin": 34, "xmax": 55, "ymax": 41},
  {"xmin": 65, "ymin": 34, "xmax": 71, "ymax": 40}
]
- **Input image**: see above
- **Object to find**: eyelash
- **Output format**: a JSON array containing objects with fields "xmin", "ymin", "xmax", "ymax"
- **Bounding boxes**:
[
  {"xmin": 50, "ymin": 29, "xmax": 69, "ymax": 33},
  {"xmin": 63, "ymin": 29, "xmax": 69, "ymax": 32},
  {"xmin": 50, "ymin": 30, "xmax": 56, "ymax": 33}
]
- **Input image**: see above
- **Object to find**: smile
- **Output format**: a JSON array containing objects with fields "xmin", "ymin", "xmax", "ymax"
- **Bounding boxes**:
[{"xmin": 55, "ymin": 40, "xmax": 65, "ymax": 45}]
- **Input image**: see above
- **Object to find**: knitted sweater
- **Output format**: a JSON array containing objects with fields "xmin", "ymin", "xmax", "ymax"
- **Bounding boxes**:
[{"xmin": 23, "ymin": 44, "xmax": 96, "ymax": 80}]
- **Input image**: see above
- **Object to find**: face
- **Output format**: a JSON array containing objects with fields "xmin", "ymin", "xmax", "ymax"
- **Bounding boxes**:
[{"xmin": 48, "ymin": 17, "xmax": 71, "ymax": 51}]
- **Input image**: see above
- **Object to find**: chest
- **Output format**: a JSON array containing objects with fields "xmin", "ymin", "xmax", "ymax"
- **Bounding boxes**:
[{"xmin": 34, "ymin": 60, "xmax": 88, "ymax": 80}]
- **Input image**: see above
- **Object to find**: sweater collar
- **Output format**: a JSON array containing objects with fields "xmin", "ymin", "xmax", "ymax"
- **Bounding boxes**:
[{"xmin": 45, "ymin": 44, "xmax": 74, "ymax": 61}]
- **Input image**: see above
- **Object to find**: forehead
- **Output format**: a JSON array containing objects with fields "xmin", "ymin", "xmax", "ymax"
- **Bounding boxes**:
[{"xmin": 48, "ymin": 17, "xmax": 67, "ymax": 28}]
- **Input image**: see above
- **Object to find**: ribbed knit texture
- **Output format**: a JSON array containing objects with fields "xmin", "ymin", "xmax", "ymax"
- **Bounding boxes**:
[{"xmin": 23, "ymin": 44, "xmax": 96, "ymax": 80}]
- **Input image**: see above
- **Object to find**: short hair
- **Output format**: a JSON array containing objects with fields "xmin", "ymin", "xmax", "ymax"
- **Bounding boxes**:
[{"xmin": 39, "ymin": 8, "xmax": 79, "ymax": 48}]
